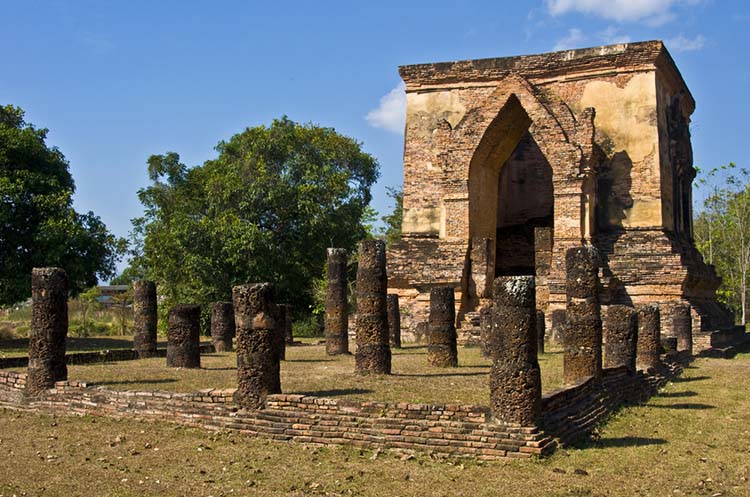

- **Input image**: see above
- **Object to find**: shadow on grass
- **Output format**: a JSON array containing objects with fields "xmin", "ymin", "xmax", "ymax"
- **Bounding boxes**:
[
  {"xmin": 393, "ymin": 372, "xmax": 487, "ymax": 378},
  {"xmin": 1, "ymin": 337, "xmax": 136, "ymax": 352},
  {"xmin": 593, "ymin": 436, "xmax": 668, "ymax": 448},
  {"xmin": 94, "ymin": 379, "xmax": 178, "ymax": 386},
  {"xmin": 295, "ymin": 388, "xmax": 373, "ymax": 398},
  {"xmin": 672, "ymin": 375, "xmax": 711, "ymax": 383},
  {"xmin": 647, "ymin": 402, "xmax": 715, "ymax": 410},
  {"xmin": 657, "ymin": 391, "xmax": 698, "ymax": 398},
  {"xmin": 286, "ymin": 359, "xmax": 335, "ymax": 363},
  {"xmin": 202, "ymin": 367, "xmax": 235, "ymax": 371}
]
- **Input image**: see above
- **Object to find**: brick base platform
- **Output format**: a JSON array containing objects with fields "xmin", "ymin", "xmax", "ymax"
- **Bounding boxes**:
[{"xmin": 0, "ymin": 353, "xmax": 690, "ymax": 460}]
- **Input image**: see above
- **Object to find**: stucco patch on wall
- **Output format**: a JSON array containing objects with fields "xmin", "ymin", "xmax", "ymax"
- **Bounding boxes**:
[
  {"xmin": 576, "ymin": 73, "xmax": 658, "ymax": 164},
  {"xmin": 406, "ymin": 90, "xmax": 467, "ymax": 134}
]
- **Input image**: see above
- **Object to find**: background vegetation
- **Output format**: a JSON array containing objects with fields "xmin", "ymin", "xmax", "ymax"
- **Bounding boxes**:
[{"xmin": 0, "ymin": 105, "xmax": 125, "ymax": 305}]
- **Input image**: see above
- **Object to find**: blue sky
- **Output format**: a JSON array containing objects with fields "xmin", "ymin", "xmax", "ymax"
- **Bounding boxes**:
[{"xmin": 2, "ymin": 0, "xmax": 749, "ymax": 276}]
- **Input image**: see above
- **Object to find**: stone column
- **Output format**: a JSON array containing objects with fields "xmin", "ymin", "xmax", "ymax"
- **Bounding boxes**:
[
  {"xmin": 536, "ymin": 310, "xmax": 546, "ymax": 354},
  {"xmin": 27, "ymin": 268, "xmax": 68, "ymax": 395},
  {"xmin": 674, "ymin": 303, "xmax": 693, "ymax": 355},
  {"xmin": 550, "ymin": 309, "xmax": 567, "ymax": 344},
  {"xmin": 232, "ymin": 283, "xmax": 281, "ymax": 409},
  {"xmin": 133, "ymin": 280, "xmax": 158, "ymax": 358},
  {"xmin": 563, "ymin": 246, "xmax": 602, "ymax": 384},
  {"xmin": 387, "ymin": 294, "xmax": 402, "ymax": 349},
  {"xmin": 603, "ymin": 305, "xmax": 638, "ymax": 373},
  {"xmin": 354, "ymin": 239, "xmax": 391, "ymax": 374},
  {"xmin": 325, "ymin": 248, "xmax": 349, "ymax": 355},
  {"xmin": 166, "ymin": 305, "xmax": 201, "ymax": 368},
  {"xmin": 479, "ymin": 306, "xmax": 492, "ymax": 357},
  {"xmin": 274, "ymin": 304, "xmax": 287, "ymax": 361},
  {"xmin": 636, "ymin": 304, "xmax": 661, "ymax": 370},
  {"xmin": 210, "ymin": 301, "xmax": 234, "ymax": 352},
  {"xmin": 281, "ymin": 304, "xmax": 294, "ymax": 345},
  {"xmin": 427, "ymin": 287, "xmax": 458, "ymax": 367},
  {"xmin": 488, "ymin": 276, "xmax": 541, "ymax": 426}
]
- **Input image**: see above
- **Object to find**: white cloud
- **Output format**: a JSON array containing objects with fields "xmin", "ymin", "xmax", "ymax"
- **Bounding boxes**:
[
  {"xmin": 546, "ymin": 0, "xmax": 690, "ymax": 25},
  {"xmin": 665, "ymin": 34, "xmax": 706, "ymax": 52},
  {"xmin": 366, "ymin": 82, "xmax": 406, "ymax": 134},
  {"xmin": 599, "ymin": 26, "xmax": 631, "ymax": 44},
  {"xmin": 554, "ymin": 28, "xmax": 586, "ymax": 50}
]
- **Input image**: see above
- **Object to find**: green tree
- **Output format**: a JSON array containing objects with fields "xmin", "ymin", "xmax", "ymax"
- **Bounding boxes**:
[
  {"xmin": 132, "ymin": 117, "xmax": 379, "ymax": 316},
  {"xmin": 380, "ymin": 186, "xmax": 403, "ymax": 245},
  {"xmin": 0, "ymin": 105, "xmax": 125, "ymax": 304},
  {"xmin": 694, "ymin": 163, "xmax": 750, "ymax": 324},
  {"xmin": 78, "ymin": 286, "xmax": 102, "ymax": 336}
]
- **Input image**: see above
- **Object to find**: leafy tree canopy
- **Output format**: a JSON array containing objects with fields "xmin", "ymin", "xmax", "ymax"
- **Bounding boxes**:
[
  {"xmin": 380, "ymin": 187, "xmax": 402, "ymax": 246},
  {"xmin": 0, "ymin": 105, "xmax": 125, "ymax": 305},
  {"xmin": 694, "ymin": 163, "xmax": 750, "ymax": 323},
  {"xmin": 132, "ymin": 117, "xmax": 379, "ymax": 313}
]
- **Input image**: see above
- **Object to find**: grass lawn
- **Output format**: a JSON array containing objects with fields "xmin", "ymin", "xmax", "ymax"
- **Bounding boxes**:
[
  {"xmin": 0, "ymin": 350, "xmax": 748, "ymax": 496},
  {"xmin": 48, "ymin": 344, "xmax": 566, "ymax": 404},
  {"xmin": 0, "ymin": 335, "xmax": 214, "ymax": 358}
]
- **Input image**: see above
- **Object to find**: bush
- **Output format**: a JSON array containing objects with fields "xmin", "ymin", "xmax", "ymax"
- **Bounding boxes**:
[
  {"xmin": 69, "ymin": 320, "xmax": 112, "ymax": 338},
  {"xmin": 293, "ymin": 315, "xmax": 324, "ymax": 338}
]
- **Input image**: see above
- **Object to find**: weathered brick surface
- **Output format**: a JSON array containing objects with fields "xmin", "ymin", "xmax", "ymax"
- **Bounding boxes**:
[{"xmin": 386, "ymin": 40, "xmax": 729, "ymax": 347}]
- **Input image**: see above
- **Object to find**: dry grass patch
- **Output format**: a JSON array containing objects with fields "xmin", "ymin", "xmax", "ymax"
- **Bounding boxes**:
[{"xmin": 55, "ymin": 343, "xmax": 564, "ymax": 404}]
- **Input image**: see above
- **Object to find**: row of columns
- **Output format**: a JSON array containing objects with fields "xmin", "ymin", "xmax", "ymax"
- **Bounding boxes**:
[{"xmin": 25, "ymin": 243, "xmax": 693, "ymax": 425}]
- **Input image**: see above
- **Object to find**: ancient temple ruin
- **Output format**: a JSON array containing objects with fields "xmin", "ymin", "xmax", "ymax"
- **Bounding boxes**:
[{"xmin": 387, "ymin": 40, "xmax": 731, "ymax": 343}]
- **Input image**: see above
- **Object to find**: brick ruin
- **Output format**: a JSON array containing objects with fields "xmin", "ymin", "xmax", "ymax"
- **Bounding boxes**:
[{"xmin": 386, "ymin": 40, "xmax": 731, "ymax": 346}]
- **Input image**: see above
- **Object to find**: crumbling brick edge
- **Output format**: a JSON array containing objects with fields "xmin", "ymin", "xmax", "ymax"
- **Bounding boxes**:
[{"xmin": 0, "ymin": 355, "xmax": 687, "ymax": 460}]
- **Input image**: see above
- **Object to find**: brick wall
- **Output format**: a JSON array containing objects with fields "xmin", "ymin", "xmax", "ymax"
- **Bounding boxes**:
[{"xmin": 0, "ymin": 355, "xmax": 686, "ymax": 459}]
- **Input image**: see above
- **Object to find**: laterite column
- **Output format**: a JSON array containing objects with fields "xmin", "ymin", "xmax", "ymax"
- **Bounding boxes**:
[
  {"xmin": 210, "ymin": 301, "xmax": 234, "ymax": 352},
  {"xmin": 387, "ymin": 294, "xmax": 402, "ymax": 349},
  {"xmin": 636, "ymin": 304, "xmax": 661, "ymax": 370},
  {"xmin": 536, "ymin": 310, "xmax": 546, "ymax": 354},
  {"xmin": 674, "ymin": 303, "xmax": 693, "ymax": 355},
  {"xmin": 233, "ymin": 283, "xmax": 281, "ymax": 409},
  {"xmin": 427, "ymin": 286, "xmax": 458, "ymax": 367},
  {"xmin": 479, "ymin": 306, "xmax": 492, "ymax": 357},
  {"xmin": 133, "ymin": 280, "xmax": 158, "ymax": 358},
  {"xmin": 563, "ymin": 247, "xmax": 602, "ymax": 384},
  {"xmin": 166, "ymin": 305, "xmax": 201, "ymax": 368},
  {"xmin": 603, "ymin": 305, "xmax": 638, "ymax": 373},
  {"xmin": 281, "ymin": 304, "xmax": 294, "ymax": 345},
  {"xmin": 27, "ymin": 268, "xmax": 68, "ymax": 395},
  {"xmin": 354, "ymin": 239, "xmax": 391, "ymax": 374},
  {"xmin": 325, "ymin": 248, "xmax": 349, "ymax": 355},
  {"xmin": 488, "ymin": 276, "xmax": 541, "ymax": 426},
  {"xmin": 274, "ymin": 304, "xmax": 287, "ymax": 361}
]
